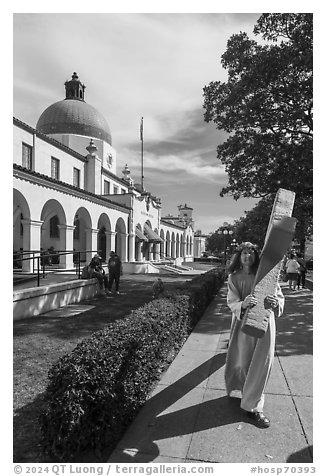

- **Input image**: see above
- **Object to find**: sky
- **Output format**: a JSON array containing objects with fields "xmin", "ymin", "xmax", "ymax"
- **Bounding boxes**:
[
  {"xmin": 6, "ymin": 3, "xmax": 325, "ymax": 469},
  {"xmin": 12, "ymin": 11, "xmax": 263, "ymax": 234}
]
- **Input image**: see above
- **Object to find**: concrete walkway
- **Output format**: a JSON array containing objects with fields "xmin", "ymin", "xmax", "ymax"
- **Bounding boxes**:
[{"xmin": 108, "ymin": 283, "xmax": 313, "ymax": 464}]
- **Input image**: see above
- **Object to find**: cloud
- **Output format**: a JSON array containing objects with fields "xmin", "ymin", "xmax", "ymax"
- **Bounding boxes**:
[
  {"xmin": 127, "ymin": 151, "xmax": 226, "ymax": 181},
  {"xmin": 13, "ymin": 12, "xmax": 260, "ymax": 233}
]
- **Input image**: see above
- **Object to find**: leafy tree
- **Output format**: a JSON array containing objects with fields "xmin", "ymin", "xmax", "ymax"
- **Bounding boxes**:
[
  {"xmin": 232, "ymin": 194, "xmax": 312, "ymax": 253},
  {"xmin": 206, "ymin": 223, "xmax": 235, "ymax": 257},
  {"xmin": 203, "ymin": 13, "xmax": 313, "ymax": 241},
  {"xmin": 232, "ymin": 197, "xmax": 273, "ymax": 250}
]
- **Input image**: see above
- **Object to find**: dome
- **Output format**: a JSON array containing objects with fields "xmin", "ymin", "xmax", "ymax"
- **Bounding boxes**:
[{"xmin": 36, "ymin": 73, "xmax": 112, "ymax": 145}]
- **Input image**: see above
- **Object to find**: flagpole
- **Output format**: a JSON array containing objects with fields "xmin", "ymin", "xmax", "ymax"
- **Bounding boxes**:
[{"xmin": 140, "ymin": 117, "xmax": 144, "ymax": 192}]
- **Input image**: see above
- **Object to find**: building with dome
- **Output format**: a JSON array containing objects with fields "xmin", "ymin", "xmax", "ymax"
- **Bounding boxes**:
[{"xmin": 13, "ymin": 73, "xmax": 206, "ymax": 275}]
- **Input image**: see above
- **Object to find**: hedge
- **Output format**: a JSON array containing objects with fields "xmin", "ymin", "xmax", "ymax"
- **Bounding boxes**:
[{"xmin": 40, "ymin": 269, "xmax": 224, "ymax": 461}]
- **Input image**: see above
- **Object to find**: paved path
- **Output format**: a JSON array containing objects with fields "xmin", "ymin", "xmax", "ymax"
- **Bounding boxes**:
[{"xmin": 108, "ymin": 283, "xmax": 313, "ymax": 464}]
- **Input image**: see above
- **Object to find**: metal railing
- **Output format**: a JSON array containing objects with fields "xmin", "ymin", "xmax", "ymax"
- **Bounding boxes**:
[{"xmin": 13, "ymin": 249, "xmax": 100, "ymax": 287}]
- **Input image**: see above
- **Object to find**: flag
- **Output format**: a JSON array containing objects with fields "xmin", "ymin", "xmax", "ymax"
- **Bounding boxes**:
[{"xmin": 140, "ymin": 117, "xmax": 143, "ymax": 141}]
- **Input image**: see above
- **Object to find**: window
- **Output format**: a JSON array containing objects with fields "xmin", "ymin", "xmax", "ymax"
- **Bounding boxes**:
[
  {"xmin": 22, "ymin": 143, "xmax": 33, "ymax": 170},
  {"xmin": 51, "ymin": 157, "xmax": 60, "ymax": 180},
  {"xmin": 104, "ymin": 180, "xmax": 110, "ymax": 195},
  {"xmin": 113, "ymin": 186, "xmax": 118, "ymax": 194},
  {"xmin": 73, "ymin": 167, "xmax": 80, "ymax": 188},
  {"xmin": 121, "ymin": 189, "xmax": 126, "ymax": 194},
  {"xmin": 50, "ymin": 215, "xmax": 60, "ymax": 238}
]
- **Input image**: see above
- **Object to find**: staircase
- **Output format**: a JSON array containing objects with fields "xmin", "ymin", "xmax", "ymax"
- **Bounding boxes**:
[{"xmin": 153, "ymin": 262, "xmax": 198, "ymax": 275}]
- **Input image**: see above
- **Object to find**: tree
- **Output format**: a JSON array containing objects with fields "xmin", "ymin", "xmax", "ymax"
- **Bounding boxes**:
[
  {"xmin": 233, "ymin": 197, "xmax": 273, "ymax": 250},
  {"xmin": 206, "ymin": 223, "xmax": 235, "ymax": 257},
  {"xmin": 232, "ymin": 194, "xmax": 312, "ymax": 253},
  {"xmin": 203, "ymin": 14, "xmax": 313, "ymax": 222}
]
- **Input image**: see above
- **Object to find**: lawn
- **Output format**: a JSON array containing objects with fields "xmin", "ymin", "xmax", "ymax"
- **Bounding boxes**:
[{"xmin": 13, "ymin": 273, "xmax": 200, "ymax": 463}]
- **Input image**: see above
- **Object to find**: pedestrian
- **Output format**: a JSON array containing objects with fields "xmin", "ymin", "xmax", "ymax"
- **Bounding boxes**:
[
  {"xmin": 296, "ymin": 252, "xmax": 307, "ymax": 289},
  {"xmin": 224, "ymin": 242, "xmax": 284, "ymax": 428},
  {"xmin": 152, "ymin": 277, "xmax": 164, "ymax": 299},
  {"xmin": 107, "ymin": 251, "xmax": 122, "ymax": 294},
  {"xmin": 285, "ymin": 252, "xmax": 300, "ymax": 290},
  {"xmin": 88, "ymin": 254, "xmax": 109, "ymax": 295}
]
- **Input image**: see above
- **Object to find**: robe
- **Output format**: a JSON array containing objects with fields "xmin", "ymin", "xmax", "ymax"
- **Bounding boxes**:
[{"xmin": 224, "ymin": 270, "xmax": 284, "ymax": 412}]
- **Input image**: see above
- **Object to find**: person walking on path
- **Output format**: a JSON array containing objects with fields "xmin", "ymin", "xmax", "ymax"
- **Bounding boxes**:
[
  {"xmin": 224, "ymin": 242, "xmax": 284, "ymax": 428},
  {"xmin": 107, "ymin": 251, "xmax": 122, "ymax": 295},
  {"xmin": 296, "ymin": 252, "xmax": 307, "ymax": 289},
  {"xmin": 285, "ymin": 252, "xmax": 300, "ymax": 290}
]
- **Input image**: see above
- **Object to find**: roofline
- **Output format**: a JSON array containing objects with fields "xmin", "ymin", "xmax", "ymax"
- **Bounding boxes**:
[
  {"xmin": 160, "ymin": 219, "xmax": 187, "ymax": 230},
  {"xmin": 14, "ymin": 117, "xmax": 132, "ymax": 188},
  {"xmin": 13, "ymin": 164, "xmax": 131, "ymax": 213},
  {"xmin": 14, "ymin": 117, "xmax": 88, "ymax": 162},
  {"xmin": 101, "ymin": 167, "xmax": 131, "ymax": 187}
]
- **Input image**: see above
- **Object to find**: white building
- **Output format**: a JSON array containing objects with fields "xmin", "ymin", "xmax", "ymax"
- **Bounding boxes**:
[{"xmin": 13, "ymin": 73, "xmax": 202, "ymax": 273}]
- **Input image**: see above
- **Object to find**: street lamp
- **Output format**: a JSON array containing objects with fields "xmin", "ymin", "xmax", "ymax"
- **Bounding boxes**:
[
  {"xmin": 218, "ymin": 227, "xmax": 233, "ymax": 265},
  {"xmin": 231, "ymin": 238, "xmax": 238, "ymax": 252}
]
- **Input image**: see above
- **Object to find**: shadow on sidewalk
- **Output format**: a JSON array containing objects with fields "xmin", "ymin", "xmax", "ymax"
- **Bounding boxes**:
[
  {"xmin": 107, "ymin": 352, "xmax": 249, "ymax": 463},
  {"xmin": 275, "ymin": 287, "xmax": 313, "ymax": 356}
]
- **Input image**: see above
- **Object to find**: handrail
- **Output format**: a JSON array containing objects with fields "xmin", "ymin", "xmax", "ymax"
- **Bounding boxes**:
[{"xmin": 13, "ymin": 249, "xmax": 101, "ymax": 287}]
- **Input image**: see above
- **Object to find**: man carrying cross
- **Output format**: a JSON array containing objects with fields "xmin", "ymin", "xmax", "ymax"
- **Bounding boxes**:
[{"xmin": 224, "ymin": 189, "xmax": 297, "ymax": 428}]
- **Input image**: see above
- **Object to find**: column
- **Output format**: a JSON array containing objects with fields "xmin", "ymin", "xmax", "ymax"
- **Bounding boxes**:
[
  {"xmin": 58, "ymin": 224, "xmax": 75, "ymax": 269},
  {"xmin": 135, "ymin": 240, "xmax": 142, "ymax": 261},
  {"xmin": 148, "ymin": 243, "xmax": 155, "ymax": 261},
  {"xmin": 128, "ymin": 233, "xmax": 136, "ymax": 262},
  {"xmin": 167, "ymin": 239, "xmax": 171, "ymax": 258},
  {"xmin": 85, "ymin": 228, "xmax": 99, "ymax": 264},
  {"xmin": 21, "ymin": 219, "xmax": 43, "ymax": 273},
  {"xmin": 153, "ymin": 243, "xmax": 160, "ymax": 261},
  {"xmin": 171, "ymin": 240, "xmax": 176, "ymax": 259},
  {"xmin": 119, "ymin": 233, "xmax": 128, "ymax": 261},
  {"xmin": 105, "ymin": 231, "xmax": 115, "ymax": 262},
  {"xmin": 181, "ymin": 240, "xmax": 185, "ymax": 258}
]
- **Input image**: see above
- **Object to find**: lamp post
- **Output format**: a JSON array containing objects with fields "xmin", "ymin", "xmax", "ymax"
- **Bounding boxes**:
[
  {"xmin": 218, "ymin": 227, "xmax": 233, "ymax": 265},
  {"xmin": 231, "ymin": 238, "xmax": 238, "ymax": 253}
]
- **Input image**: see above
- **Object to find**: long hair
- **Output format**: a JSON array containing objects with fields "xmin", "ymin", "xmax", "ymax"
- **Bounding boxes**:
[{"xmin": 228, "ymin": 242, "xmax": 260, "ymax": 274}]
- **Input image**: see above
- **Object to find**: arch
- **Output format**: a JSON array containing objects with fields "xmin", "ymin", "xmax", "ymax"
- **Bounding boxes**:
[
  {"xmin": 73, "ymin": 206, "xmax": 92, "ymax": 263},
  {"xmin": 97, "ymin": 213, "xmax": 112, "ymax": 261},
  {"xmin": 160, "ymin": 229, "xmax": 165, "ymax": 259},
  {"xmin": 181, "ymin": 234, "xmax": 186, "ymax": 258},
  {"xmin": 171, "ymin": 232, "xmax": 176, "ymax": 259},
  {"xmin": 176, "ymin": 234, "xmax": 180, "ymax": 258},
  {"xmin": 13, "ymin": 189, "xmax": 31, "ymax": 254},
  {"xmin": 115, "ymin": 217, "xmax": 127, "ymax": 261},
  {"xmin": 40, "ymin": 200, "xmax": 67, "ymax": 263},
  {"xmin": 165, "ymin": 230, "xmax": 171, "ymax": 258}
]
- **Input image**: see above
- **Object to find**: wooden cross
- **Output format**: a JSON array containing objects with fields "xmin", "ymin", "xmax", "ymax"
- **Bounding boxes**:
[{"xmin": 241, "ymin": 188, "xmax": 297, "ymax": 338}]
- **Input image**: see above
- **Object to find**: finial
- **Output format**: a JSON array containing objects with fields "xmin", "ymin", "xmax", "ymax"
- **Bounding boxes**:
[
  {"xmin": 86, "ymin": 139, "xmax": 98, "ymax": 155},
  {"xmin": 122, "ymin": 164, "xmax": 133, "ymax": 185}
]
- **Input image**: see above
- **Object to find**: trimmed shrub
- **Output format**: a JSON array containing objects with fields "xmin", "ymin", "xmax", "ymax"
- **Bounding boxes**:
[{"xmin": 40, "ymin": 269, "xmax": 224, "ymax": 461}]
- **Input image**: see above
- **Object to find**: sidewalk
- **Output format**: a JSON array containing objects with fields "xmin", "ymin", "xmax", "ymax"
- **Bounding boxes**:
[{"xmin": 107, "ymin": 283, "xmax": 313, "ymax": 464}]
